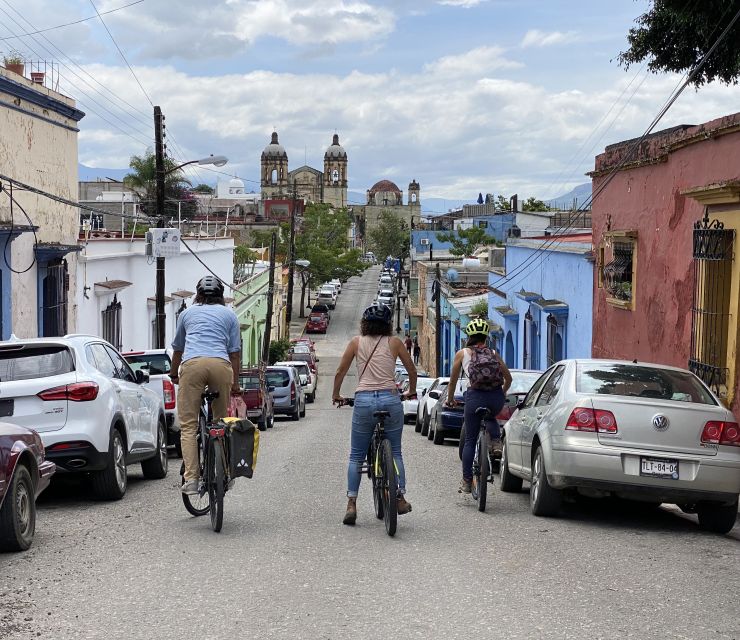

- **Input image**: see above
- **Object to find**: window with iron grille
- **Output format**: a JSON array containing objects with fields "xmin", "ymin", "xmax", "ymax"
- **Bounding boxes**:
[
  {"xmin": 546, "ymin": 314, "xmax": 564, "ymax": 366},
  {"xmin": 101, "ymin": 295, "xmax": 122, "ymax": 351},
  {"xmin": 42, "ymin": 259, "xmax": 69, "ymax": 337},
  {"xmin": 689, "ymin": 212, "xmax": 735, "ymax": 398},
  {"xmin": 601, "ymin": 232, "xmax": 636, "ymax": 308}
]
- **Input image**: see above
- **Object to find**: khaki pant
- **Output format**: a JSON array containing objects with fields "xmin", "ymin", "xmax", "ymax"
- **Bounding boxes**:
[{"xmin": 177, "ymin": 357, "xmax": 234, "ymax": 481}]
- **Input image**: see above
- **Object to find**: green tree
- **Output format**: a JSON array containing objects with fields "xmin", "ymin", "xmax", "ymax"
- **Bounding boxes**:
[
  {"xmin": 192, "ymin": 183, "xmax": 215, "ymax": 194},
  {"xmin": 367, "ymin": 210, "xmax": 410, "ymax": 262},
  {"xmin": 436, "ymin": 226, "xmax": 498, "ymax": 257},
  {"xmin": 268, "ymin": 339, "xmax": 291, "ymax": 365},
  {"xmin": 522, "ymin": 197, "xmax": 551, "ymax": 212},
  {"xmin": 251, "ymin": 225, "xmax": 289, "ymax": 257},
  {"xmin": 618, "ymin": 0, "xmax": 740, "ymax": 87},
  {"xmin": 234, "ymin": 244, "xmax": 259, "ymax": 283},
  {"xmin": 123, "ymin": 150, "xmax": 194, "ymax": 219},
  {"xmin": 470, "ymin": 299, "xmax": 488, "ymax": 319},
  {"xmin": 495, "ymin": 195, "xmax": 511, "ymax": 211}
]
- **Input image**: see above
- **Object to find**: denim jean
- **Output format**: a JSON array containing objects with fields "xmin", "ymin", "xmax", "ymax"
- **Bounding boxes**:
[
  {"xmin": 462, "ymin": 387, "xmax": 505, "ymax": 482},
  {"xmin": 347, "ymin": 390, "xmax": 406, "ymax": 498}
]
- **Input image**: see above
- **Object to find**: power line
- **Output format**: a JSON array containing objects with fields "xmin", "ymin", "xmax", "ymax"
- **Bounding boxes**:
[
  {"xmin": 88, "ymin": 0, "xmax": 154, "ymax": 107},
  {"xmin": 0, "ymin": 0, "xmax": 145, "ymax": 41}
]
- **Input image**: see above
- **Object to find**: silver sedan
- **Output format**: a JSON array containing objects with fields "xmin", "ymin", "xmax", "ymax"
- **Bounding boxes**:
[{"xmin": 500, "ymin": 359, "xmax": 740, "ymax": 534}]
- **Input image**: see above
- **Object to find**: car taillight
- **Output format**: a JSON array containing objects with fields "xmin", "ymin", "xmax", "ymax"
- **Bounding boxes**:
[
  {"xmin": 701, "ymin": 421, "xmax": 740, "ymax": 446},
  {"xmin": 38, "ymin": 382, "xmax": 99, "ymax": 402},
  {"xmin": 47, "ymin": 441, "xmax": 90, "ymax": 450},
  {"xmin": 291, "ymin": 383, "xmax": 296, "ymax": 400},
  {"xmin": 566, "ymin": 407, "xmax": 618, "ymax": 433},
  {"xmin": 162, "ymin": 379, "xmax": 176, "ymax": 410}
]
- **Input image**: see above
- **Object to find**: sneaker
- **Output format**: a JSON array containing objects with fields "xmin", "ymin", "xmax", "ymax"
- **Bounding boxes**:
[
  {"xmin": 343, "ymin": 498, "xmax": 357, "ymax": 525},
  {"xmin": 459, "ymin": 478, "xmax": 472, "ymax": 494},
  {"xmin": 181, "ymin": 480, "xmax": 199, "ymax": 495},
  {"xmin": 397, "ymin": 495, "xmax": 412, "ymax": 515}
]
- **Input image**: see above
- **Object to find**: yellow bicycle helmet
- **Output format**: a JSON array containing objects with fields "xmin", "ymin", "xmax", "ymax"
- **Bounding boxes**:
[{"xmin": 464, "ymin": 318, "xmax": 490, "ymax": 337}]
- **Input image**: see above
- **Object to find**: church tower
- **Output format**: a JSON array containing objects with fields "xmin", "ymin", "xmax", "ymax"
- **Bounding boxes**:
[
  {"xmin": 261, "ymin": 132, "xmax": 289, "ymax": 199},
  {"xmin": 323, "ymin": 133, "xmax": 348, "ymax": 208},
  {"xmin": 408, "ymin": 179, "xmax": 421, "ymax": 227}
]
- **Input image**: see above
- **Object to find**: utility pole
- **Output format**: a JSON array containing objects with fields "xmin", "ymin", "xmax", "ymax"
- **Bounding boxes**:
[
  {"xmin": 285, "ymin": 181, "xmax": 297, "ymax": 324},
  {"xmin": 262, "ymin": 232, "xmax": 276, "ymax": 364},
  {"xmin": 435, "ymin": 262, "xmax": 442, "ymax": 376},
  {"xmin": 154, "ymin": 105, "xmax": 166, "ymax": 349}
]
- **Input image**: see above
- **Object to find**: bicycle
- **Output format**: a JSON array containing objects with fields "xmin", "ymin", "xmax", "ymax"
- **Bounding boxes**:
[
  {"xmin": 337, "ymin": 397, "xmax": 407, "ymax": 537},
  {"xmin": 470, "ymin": 406, "xmax": 498, "ymax": 512},
  {"xmin": 181, "ymin": 390, "xmax": 232, "ymax": 532}
]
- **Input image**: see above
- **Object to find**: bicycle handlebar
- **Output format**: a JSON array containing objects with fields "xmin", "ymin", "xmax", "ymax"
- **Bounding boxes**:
[{"xmin": 335, "ymin": 392, "xmax": 417, "ymax": 408}]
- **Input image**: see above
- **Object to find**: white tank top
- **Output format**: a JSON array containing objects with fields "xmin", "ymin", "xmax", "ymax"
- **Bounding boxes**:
[{"xmin": 356, "ymin": 336, "xmax": 396, "ymax": 392}]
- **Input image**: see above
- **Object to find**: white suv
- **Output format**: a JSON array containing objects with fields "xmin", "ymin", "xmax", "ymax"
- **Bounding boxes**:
[
  {"xmin": 274, "ymin": 361, "xmax": 317, "ymax": 403},
  {"xmin": 0, "ymin": 335, "xmax": 168, "ymax": 500}
]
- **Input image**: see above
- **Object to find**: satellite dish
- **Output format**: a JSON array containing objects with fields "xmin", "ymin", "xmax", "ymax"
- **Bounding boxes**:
[{"xmin": 446, "ymin": 268, "xmax": 459, "ymax": 282}]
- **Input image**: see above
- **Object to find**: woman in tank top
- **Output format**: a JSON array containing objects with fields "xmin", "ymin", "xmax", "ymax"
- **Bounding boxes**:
[{"xmin": 333, "ymin": 302, "xmax": 417, "ymax": 525}]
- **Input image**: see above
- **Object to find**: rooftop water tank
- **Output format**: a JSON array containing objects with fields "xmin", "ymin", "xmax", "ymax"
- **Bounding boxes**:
[{"xmin": 462, "ymin": 256, "xmax": 481, "ymax": 269}]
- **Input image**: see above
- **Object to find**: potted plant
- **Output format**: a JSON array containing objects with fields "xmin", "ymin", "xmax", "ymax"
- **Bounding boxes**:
[{"xmin": 3, "ymin": 51, "xmax": 24, "ymax": 76}]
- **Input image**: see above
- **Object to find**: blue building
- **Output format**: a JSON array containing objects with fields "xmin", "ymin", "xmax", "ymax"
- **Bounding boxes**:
[
  {"xmin": 488, "ymin": 234, "xmax": 593, "ymax": 370},
  {"xmin": 411, "ymin": 214, "xmax": 514, "ymax": 257}
]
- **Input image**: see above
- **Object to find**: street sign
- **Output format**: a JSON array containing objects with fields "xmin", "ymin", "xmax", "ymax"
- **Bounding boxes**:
[{"xmin": 147, "ymin": 228, "xmax": 181, "ymax": 258}]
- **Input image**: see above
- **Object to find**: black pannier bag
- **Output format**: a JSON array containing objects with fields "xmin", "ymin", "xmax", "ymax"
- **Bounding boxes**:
[{"xmin": 222, "ymin": 417, "xmax": 260, "ymax": 479}]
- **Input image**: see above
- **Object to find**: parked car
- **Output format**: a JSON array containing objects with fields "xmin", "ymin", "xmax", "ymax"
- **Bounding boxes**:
[
  {"xmin": 428, "ymin": 382, "xmax": 462, "ymax": 444},
  {"xmin": 501, "ymin": 359, "xmax": 740, "ymax": 533},
  {"xmin": 329, "ymin": 278, "xmax": 342, "ymax": 294},
  {"xmin": 123, "ymin": 349, "xmax": 180, "ymax": 454},
  {"xmin": 377, "ymin": 294, "xmax": 395, "ymax": 309},
  {"xmin": 317, "ymin": 289, "xmax": 336, "ymax": 310},
  {"xmin": 456, "ymin": 369, "xmax": 543, "ymax": 459},
  {"xmin": 238, "ymin": 368, "xmax": 275, "ymax": 430},
  {"xmin": 311, "ymin": 304, "xmax": 331, "ymax": 322},
  {"xmin": 0, "ymin": 423, "xmax": 56, "ymax": 551},
  {"xmin": 288, "ymin": 349, "xmax": 318, "ymax": 375},
  {"xmin": 0, "ymin": 336, "xmax": 168, "ymax": 500},
  {"xmin": 275, "ymin": 361, "xmax": 317, "ymax": 403},
  {"xmin": 306, "ymin": 313, "xmax": 328, "ymax": 334},
  {"xmin": 417, "ymin": 377, "xmax": 450, "ymax": 435},
  {"xmin": 402, "ymin": 377, "xmax": 436, "ymax": 423},
  {"xmin": 266, "ymin": 366, "xmax": 306, "ymax": 421}
]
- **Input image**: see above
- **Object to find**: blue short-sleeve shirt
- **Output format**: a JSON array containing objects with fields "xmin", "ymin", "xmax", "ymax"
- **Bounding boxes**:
[{"xmin": 171, "ymin": 304, "xmax": 241, "ymax": 363}]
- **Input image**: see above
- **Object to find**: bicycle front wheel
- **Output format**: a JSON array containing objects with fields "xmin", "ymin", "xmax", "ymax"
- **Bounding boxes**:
[
  {"xmin": 475, "ymin": 431, "xmax": 490, "ymax": 512},
  {"xmin": 209, "ymin": 439, "xmax": 225, "ymax": 532},
  {"xmin": 371, "ymin": 442, "xmax": 384, "ymax": 520},
  {"xmin": 380, "ymin": 439, "xmax": 398, "ymax": 537},
  {"xmin": 182, "ymin": 439, "xmax": 210, "ymax": 517}
]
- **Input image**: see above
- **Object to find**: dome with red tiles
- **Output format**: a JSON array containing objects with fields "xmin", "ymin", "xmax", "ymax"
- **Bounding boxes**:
[{"xmin": 369, "ymin": 180, "xmax": 402, "ymax": 194}]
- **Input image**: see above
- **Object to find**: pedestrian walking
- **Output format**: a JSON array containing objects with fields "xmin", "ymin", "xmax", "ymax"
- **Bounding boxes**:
[
  {"xmin": 404, "ymin": 334, "xmax": 413, "ymax": 352},
  {"xmin": 413, "ymin": 334, "xmax": 420, "ymax": 365}
]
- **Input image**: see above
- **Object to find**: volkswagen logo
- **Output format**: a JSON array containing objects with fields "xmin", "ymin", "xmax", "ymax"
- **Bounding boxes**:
[{"xmin": 652, "ymin": 415, "xmax": 669, "ymax": 431}]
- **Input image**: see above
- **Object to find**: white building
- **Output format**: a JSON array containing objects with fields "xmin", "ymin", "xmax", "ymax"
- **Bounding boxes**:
[{"xmin": 76, "ymin": 235, "xmax": 234, "ymax": 352}]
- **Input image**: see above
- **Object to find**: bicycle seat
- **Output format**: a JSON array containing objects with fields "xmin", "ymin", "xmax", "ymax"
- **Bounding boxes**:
[
  {"xmin": 202, "ymin": 391, "xmax": 220, "ymax": 401},
  {"xmin": 475, "ymin": 407, "xmax": 492, "ymax": 417},
  {"xmin": 373, "ymin": 410, "xmax": 390, "ymax": 419}
]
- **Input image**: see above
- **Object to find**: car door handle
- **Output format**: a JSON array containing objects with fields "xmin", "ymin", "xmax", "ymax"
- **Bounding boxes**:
[{"xmin": 536, "ymin": 412, "xmax": 544, "ymax": 420}]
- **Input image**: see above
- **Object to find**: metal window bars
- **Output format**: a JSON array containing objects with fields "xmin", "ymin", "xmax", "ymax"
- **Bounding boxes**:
[
  {"xmin": 42, "ymin": 259, "xmax": 68, "ymax": 337},
  {"xmin": 101, "ymin": 295, "xmax": 123, "ymax": 351},
  {"xmin": 603, "ymin": 241, "xmax": 634, "ymax": 301}
]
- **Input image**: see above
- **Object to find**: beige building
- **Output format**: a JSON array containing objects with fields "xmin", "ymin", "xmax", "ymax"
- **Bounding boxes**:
[
  {"xmin": 355, "ymin": 179, "xmax": 422, "ymax": 242},
  {"xmin": 0, "ymin": 65, "xmax": 85, "ymax": 339}
]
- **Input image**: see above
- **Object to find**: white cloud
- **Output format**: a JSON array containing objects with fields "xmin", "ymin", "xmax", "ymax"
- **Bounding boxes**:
[
  {"xmin": 437, "ymin": 0, "xmax": 487, "ymax": 7},
  {"xmin": 521, "ymin": 29, "xmax": 579, "ymax": 48}
]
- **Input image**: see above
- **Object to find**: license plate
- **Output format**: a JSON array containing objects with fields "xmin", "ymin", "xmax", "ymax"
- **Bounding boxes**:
[
  {"xmin": 0, "ymin": 399, "xmax": 13, "ymax": 417},
  {"xmin": 640, "ymin": 457, "xmax": 679, "ymax": 479}
]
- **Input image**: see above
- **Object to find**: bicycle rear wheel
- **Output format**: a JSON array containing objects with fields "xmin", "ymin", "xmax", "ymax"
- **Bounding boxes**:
[
  {"xmin": 474, "ymin": 431, "xmax": 490, "ymax": 512},
  {"xmin": 181, "ymin": 438, "xmax": 210, "ymax": 517},
  {"xmin": 208, "ymin": 439, "xmax": 225, "ymax": 532},
  {"xmin": 380, "ymin": 439, "xmax": 398, "ymax": 537},
  {"xmin": 371, "ymin": 442, "xmax": 384, "ymax": 520}
]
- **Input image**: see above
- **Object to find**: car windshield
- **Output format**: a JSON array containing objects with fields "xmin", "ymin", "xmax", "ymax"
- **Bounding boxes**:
[
  {"xmin": 509, "ymin": 371, "xmax": 542, "ymax": 394},
  {"xmin": 0, "ymin": 344, "xmax": 75, "ymax": 381},
  {"xmin": 124, "ymin": 353, "xmax": 171, "ymax": 375},
  {"xmin": 266, "ymin": 370, "xmax": 290, "ymax": 387},
  {"xmin": 309, "ymin": 315, "xmax": 324, "ymax": 322},
  {"xmin": 290, "ymin": 353, "xmax": 313, "ymax": 363},
  {"xmin": 417, "ymin": 378, "xmax": 435, "ymax": 392},
  {"xmin": 576, "ymin": 363, "xmax": 717, "ymax": 405}
]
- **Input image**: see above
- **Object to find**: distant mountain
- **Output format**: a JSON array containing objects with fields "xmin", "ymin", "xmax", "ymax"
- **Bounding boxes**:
[
  {"xmin": 547, "ymin": 182, "xmax": 591, "ymax": 210},
  {"xmin": 78, "ymin": 164, "xmax": 129, "ymax": 182}
]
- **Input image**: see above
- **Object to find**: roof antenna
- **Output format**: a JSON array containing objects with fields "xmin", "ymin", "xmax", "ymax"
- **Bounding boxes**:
[{"xmin": 633, "ymin": 359, "xmax": 638, "ymax": 364}]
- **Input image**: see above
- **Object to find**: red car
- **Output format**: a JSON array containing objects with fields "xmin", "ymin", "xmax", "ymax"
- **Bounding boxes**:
[
  {"xmin": 238, "ymin": 368, "xmax": 275, "ymax": 430},
  {"xmin": 305, "ymin": 314, "xmax": 328, "ymax": 334},
  {"xmin": 0, "ymin": 422, "xmax": 56, "ymax": 551}
]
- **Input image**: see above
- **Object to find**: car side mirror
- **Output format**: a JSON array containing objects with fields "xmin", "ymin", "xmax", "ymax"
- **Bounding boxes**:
[
  {"xmin": 429, "ymin": 390, "xmax": 440, "ymax": 400},
  {"xmin": 268, "ymin": 386, "xmax": 276, "ymax": 393},
  {"xmin": 516, "ymin": 399, "xmax": 526, "ymax": 410},
  {"xmin": 135, "ymin": 369, "xmax": 150, "ymax": 385}
]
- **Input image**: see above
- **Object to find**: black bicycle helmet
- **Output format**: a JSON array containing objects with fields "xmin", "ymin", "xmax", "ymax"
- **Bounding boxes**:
[
  {"xmin": 362, "ymin": 302, "xmax": 392, "ymax": 324},
  {"xmin": 196, "ymin": 275, "xmax": 225, "ymax": 296}
]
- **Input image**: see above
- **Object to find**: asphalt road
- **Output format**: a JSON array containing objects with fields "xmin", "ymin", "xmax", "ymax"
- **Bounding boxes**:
[{"xmin": 2, "ymin": 267, "xmax": 739, "ymax": 640}]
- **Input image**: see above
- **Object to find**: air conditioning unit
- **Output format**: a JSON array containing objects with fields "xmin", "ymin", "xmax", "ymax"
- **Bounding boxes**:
[{"xmin": 420, "ymin": 238, "xmax": 429, "ymax": 246}]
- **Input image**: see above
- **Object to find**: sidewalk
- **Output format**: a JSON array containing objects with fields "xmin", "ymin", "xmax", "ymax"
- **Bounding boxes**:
[{"xmin": 287, "ymin": 290, "xmax": 307, "ymax": 339}]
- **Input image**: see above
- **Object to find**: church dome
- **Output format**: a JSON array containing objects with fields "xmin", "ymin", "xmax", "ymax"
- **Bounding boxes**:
[
  {"xmin": 325, "ymin": 133, "xmax": 347, "ymax": 159},
  {"xmin": 369, "ymin": 179, "xmax": 402, "ymax": 194},
  {"xmin": 262, "ymin": 132, "xmax": 287, "ymax": 159}
]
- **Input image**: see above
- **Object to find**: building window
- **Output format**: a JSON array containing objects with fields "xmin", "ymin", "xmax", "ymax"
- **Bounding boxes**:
[
  {"xmin": 478, "ymin": 220, "xmax": 487, "ymax": 229},
  {"xmin": 101, "ymin": 295, "xmax": 122, "ymax": 351},
  {"xmin": 546, "ymin": 314, "xmax": 564, "ymax": 366},
  {"xmin": 689, "ymin": 212, "xmax": 735, "ymax": 398},
  {"xmin": 42, "ymin": 259, "xmax": 69, "ymax": 337},
  {"xmin": 602, "ymin": 231, "xmax": 637, "ymax": 309}
]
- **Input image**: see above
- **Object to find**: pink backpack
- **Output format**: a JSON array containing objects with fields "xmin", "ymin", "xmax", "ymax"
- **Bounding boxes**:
[{"xmin": 467, "ymin": 346, "xmax": 503, "ymax": 390}]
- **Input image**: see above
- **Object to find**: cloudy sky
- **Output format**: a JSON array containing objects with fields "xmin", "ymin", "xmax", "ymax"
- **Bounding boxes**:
[{"xmin": 3, "ymin": 0, "xmax": 740, "ymax": 208}]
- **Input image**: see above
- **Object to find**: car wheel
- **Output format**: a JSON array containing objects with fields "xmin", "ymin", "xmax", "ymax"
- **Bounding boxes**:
[
  {"xmin": 697, "ymin": 499, "xmax": 739, "ymax": 534},
  {"xmin": 0, "ymin": 464, "xmax": 35, "ymax": 552},
  {"xmin": 499, "ymin": 438, "xmax": 522, "ymax": 493},
  {"xmin": 530, "ymin": 446, "xmax": 561, "ymax": 517},
  {"xmin": 141, "ymin": 419, "xmax": 168, "ymax": 480},
  {"xmin": 458, "ymin": 425, "xmax": 465, "ymax": 461},
  {"xmin": 173, "ymin": 431, "xmax": 183, "ymax": 458},
  {"xmin": 308, "ymin": 392, "xmax": 315, "ymax": 403},
  {"xmin": 414, "ymin": 409, "xmax": 423, "ymax": 433},
  {"xmin": 421, "ymin": 412, "xmax": 430, "ymax": 437},
  {"xmin": 92, "ymin": 428, "xmax": 127, "ymax": 500},
  {"xmin": 427, "ymin": 418, "xmax": 435, "ymax": 440},
  {"xmin": 433, "ymin": 423, "xmax": 445, "ymax": 445},
  {"xmin": 292, "ymin": 406, "xmax": 300, "ymax": 421},
  {"xmin": 267, "ymin": 413, "xmax": 274, "ymax": 429},
  {"xmin": 300, "ymin": 401, "xmax": 306, "ymax": 418}
]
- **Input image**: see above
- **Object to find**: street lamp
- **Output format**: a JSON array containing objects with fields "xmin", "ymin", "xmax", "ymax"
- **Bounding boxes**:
[
  {"xmin": 396, "ymin": 291, "xmax": 408, "ymax": 333},
  {"xmin": 166, "ymin": 154, "xmax": 229, "ymax": 175}
]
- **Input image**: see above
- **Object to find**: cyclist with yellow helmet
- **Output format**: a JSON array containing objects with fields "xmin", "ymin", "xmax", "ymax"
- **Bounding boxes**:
[{"xmin": 446, "ymin": 318, "xmax": 512, "ymax": 493}]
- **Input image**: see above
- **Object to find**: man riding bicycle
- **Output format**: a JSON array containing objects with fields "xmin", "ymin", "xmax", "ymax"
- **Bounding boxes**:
[
  {"xmin": 446, "ymin": 319, "xmax": 512, "ymax": 494},
  {"xmin": 170, "ymin": 275, "xmax": 241, "ymax": 495}
]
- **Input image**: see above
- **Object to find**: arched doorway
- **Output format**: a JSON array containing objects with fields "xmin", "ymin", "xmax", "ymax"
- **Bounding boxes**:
[{"xmin": 505, "ymin": 331, "xmax": 515, "ymax": 368}]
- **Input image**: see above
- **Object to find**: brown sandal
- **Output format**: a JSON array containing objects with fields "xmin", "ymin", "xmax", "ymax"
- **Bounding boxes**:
[
  {"xmin": 397, "ymin": 495, "xmax": 412, "ymax": 515},
  {"xmin": 343, "ymin": 498, "xmax": 357, "ymax": 525}
]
